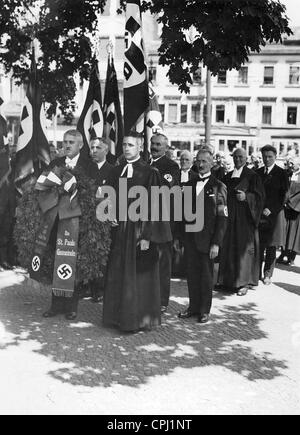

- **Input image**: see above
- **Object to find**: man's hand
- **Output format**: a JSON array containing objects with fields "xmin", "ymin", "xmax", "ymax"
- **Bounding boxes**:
[
  {"xmin": 236, "ymin": 190, "xmax": 246, "ymax": 202},
  {"xmin": 263, "ymin": 208, "xmax": 272, "ymax": 217},
  {"xmin": 210, "ymin": 244, "xmax": 219, "ymax": 260},
  {"xmin": 139, "ymin": 240, "xmax": 150, "ymax": 251},
  {"xmin": 173, "ymin": 239, "xmax": 181, "ymax": 251}
]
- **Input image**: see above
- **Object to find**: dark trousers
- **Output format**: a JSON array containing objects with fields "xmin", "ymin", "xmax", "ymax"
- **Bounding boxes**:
[
  {"xmin": 158, "ymin": 242, "xmax": 172, "ymax": 307},
  {"xmin": 185, "ymin": 236, "xmax": 214, "ymax": 316},
  {"xmin": 50, "ymin": 288, "xmax": 80, "ymax": 314},
  {"xmin": 260, "ymin": 244, "xmax": 277, "ymax": 278}
]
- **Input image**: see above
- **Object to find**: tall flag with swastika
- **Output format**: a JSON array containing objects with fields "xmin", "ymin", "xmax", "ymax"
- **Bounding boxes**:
[
  {"xmin": 15, "ymin": 49, "xmax": 50, "ymax": 190},
  {"xmin": 103, "ymin": 56, "xmax": 124, "ymax": 157},
  {"xmin": 124, "ymin": 0, "xmax": 149, "ymax": 136},
  {"xmin": 145, "ymin": 82, "xmax": 164, "ymax": 151},
  {"xmin": 77, "ymin": 58, "xmax": 104, "ymax": 155}
]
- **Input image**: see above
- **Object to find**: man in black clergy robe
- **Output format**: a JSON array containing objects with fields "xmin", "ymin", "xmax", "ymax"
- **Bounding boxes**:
[
  {"xmin": 150, "ymin": 133, "xmax": 180, "ymax": 313},
  {"xmin": 218, "ymin": 148, "xmax": 265, "ymax": 296},
  {"xmin": 256, "ymin": 145, "xmax": 289, "ymax": 285},
  {"xmin": 178, "ymin": 147, "xmax": 228, "ymax": 324},
  {"xmin": 43, "ymin": 129, "xmax": 99, "ymax": 320},
  {"xmin": 102, "ymin": 132, "xmax": 172, "ymax": 332}
]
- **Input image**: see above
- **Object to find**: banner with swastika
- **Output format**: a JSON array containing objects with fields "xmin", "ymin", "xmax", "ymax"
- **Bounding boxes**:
[
  {"xmin": 52, "ymin": 217, "xmax": 79, "ymax": 298},
  {"xmin": 124, "ymin": 0, "xmax": 149, "ymax": 135}
]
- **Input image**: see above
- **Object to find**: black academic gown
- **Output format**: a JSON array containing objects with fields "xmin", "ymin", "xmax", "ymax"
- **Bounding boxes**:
[
  {"xmin": 219, "ymin": 166, "xmax": 265, "ymax": 289},
  {"xmin": 103, "ymin": 159, "xmax": 172, "ymax": 332}
]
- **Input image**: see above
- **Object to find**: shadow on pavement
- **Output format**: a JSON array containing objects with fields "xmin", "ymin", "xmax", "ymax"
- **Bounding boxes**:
[
  {"xmin": 273, "ymin": 282, "xmax": 300, "ymax": 296},
  {"xmin": 276, "ymin": 264, "xmax": 300, "ymax": 275},
  {"xmin": 0, "ymin": 274, "xmax": 288, "ymax": 389}
]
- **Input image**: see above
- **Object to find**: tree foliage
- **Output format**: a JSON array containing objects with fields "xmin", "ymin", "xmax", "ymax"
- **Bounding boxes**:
[
  {"xmin": 0, "ymin": 0, "xmax": 293, "ymax": 114},
  {"xmin": 0, "ymin": 0, "xmax": 107, "ymax": 117},
  {"xmin": 135, "ymin": 0, "xmax": 292, "ymax": 92}
]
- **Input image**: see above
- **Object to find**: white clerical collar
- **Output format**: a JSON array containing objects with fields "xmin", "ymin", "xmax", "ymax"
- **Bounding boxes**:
[
  {"xmin": 199, "ymin": 171, "xmax": 211, "ymax": 180},
  {"xmin": 232, "ymin": 165, "xmax": 245, "ymax": 178},
  {"xmin": 97, "ymin": 160, "xmax": 106, "ymax": 170},
  {"xmin": 126, "ymin": 156, "xmax": 140, "ymax": 164},
  {"xmin": 265, "ymin": 163, "xmax": 275, "ymax": 174},
  {"xmin": 65, "ymin": 154, "xmax": 80, "ymax": 169},
  {"xmin": 120, "ymin": 157, "xmax": 140, "ymax": 178}
]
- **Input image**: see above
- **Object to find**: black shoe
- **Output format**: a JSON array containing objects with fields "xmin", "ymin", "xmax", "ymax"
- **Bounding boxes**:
[
  {"xmin": 92, "ymin": 296, "xmax": 103, "ymax": 303},
  {"xmin": 198, "ymin": 314, "xmax": 210, "ymax": 324},
  {"xmin": 178, "ymin": 309, "xmax": 195, "ymax": 319},
  {"xmin": 237, "ymin": 287, "xmax": 248, "ymax": 296},
  {"xmin": 65, "ymin": 312, "xmax": 77, "ymax": 320},
  {"xmin": 43, "ymin": 310, "xmax": 58, "ymax": 318}
]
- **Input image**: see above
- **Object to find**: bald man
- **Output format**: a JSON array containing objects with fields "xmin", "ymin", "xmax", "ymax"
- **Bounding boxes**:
[
  {"xmin": 179, "ymin": 150, "xmax": 198, "ymax": 186},
  {"xmin": 218, "ymin": 148, "xmax": 265, "ymax": 296}
]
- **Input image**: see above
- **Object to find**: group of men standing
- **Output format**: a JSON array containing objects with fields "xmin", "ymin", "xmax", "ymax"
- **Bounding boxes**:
[{"xmin": 0, "ymin": 129, "xmax": 291, "ymax": 333}]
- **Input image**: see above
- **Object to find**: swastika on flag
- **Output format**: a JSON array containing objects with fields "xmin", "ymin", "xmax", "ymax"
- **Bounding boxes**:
[
  {"xmin": 57, "ymin": 264, "xmax": 73, "ymax": 280},
  {"xmin": 32, "ymin": 256, "xmax": 41, "ymax": 272}
]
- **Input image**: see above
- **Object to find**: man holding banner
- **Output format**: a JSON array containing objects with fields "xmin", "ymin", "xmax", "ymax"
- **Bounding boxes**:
[{"xmin": 42, "ymin": 129, "xmax": 99, "ymax": 320}]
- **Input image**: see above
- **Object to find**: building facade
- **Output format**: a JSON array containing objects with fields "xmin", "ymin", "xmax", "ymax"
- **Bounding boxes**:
[{"xmin": 1, "ymin": 2, "xmax": 300, "ymax": 161}]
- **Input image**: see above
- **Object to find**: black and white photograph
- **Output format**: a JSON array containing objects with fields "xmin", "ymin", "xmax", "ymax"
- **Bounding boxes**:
[{"xmin": 0, "ymin": 0, "xmax": 299, "ymax": 417}]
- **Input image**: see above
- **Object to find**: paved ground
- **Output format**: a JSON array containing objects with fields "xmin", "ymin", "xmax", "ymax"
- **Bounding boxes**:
[{"xmin": 0, "ymin": 259, "xmax": 299, "ymax": 415}]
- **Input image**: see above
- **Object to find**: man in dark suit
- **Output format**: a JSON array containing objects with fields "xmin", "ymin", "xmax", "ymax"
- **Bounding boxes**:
[
  {"xmin": 150, "ymin": 133, "xmax": 180, "ymax": 313},
  {"xmin": 43, "ymin": 129, "xmax": 99, "ymax": 320},
  {"xmin": 90, "ymin": 137, "xmax": 114, "ymax": 303},
  {"xmin": 90, "ymin": 137, "xmax": 114, "ymax": 187},
  {"xmin": 256, "ymin": 145, "xmax": 289, "ymax": 285},
  {"xmin": 178, "ymin": 147, "xmax": 228, "ymax": 323},
  {"xmin": 179, "ymin": 150, "xmax": 198, "ymax": 186}
]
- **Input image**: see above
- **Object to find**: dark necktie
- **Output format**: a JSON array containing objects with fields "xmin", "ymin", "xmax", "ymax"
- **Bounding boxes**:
[{"xmin": 199, "ymin": 175, "xmax": 210, "ymax": 182}]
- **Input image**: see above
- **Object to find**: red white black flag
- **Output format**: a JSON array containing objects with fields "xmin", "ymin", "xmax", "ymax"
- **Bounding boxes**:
[
  {"xmin": 103, "ymin": 57, "xmax": 124, "ymax": 156},
  {"xmin": 15, "ymin": 51, "xmax": 50, "ymax": 189},
  {"xmin": 77, "ymin": 59, "xmax": 104, "ymax": 154},
  {"xmin": 145, "ymin": 82, "xmax": 164, "ymax": 151},
  {"xmin": 124, "ymin": 0, "xmax": 149, "ymax": 135}
]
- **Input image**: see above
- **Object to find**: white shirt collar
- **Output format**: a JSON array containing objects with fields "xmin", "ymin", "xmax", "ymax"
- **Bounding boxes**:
[
  {"xmin": 151, "ymin": 155, "xmax": 165, "ymax": 163},
  {"xmin": 97, "ymin": 160, "xmax": 106, "ymax": 170},
  {"xmin": 265, "ymin": 163, "xmax": 275, "ymax": 174},
  {"xmin": 232, "ymin": 165, "xmax": 245, "ymax": 178},
  {"xmin": 65, "ymin": 154, "xmax": 80, "ymax": 169},
  {"xmin": 199, "ymin": 171, "xmax": 211, "ymax": 179}
]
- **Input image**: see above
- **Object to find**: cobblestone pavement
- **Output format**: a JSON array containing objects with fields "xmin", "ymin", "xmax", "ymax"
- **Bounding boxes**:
[{"xmin": 0, "ymin": 259, "xmax": 299, "ymax": 415}]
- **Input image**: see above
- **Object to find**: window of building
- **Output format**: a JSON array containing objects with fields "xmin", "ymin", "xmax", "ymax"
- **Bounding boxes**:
[
  {"xmin": 289, "ymin": 66, "xmax": 300, "ymax": 85},
  {"xmin": 219, "ymin": 140, "xmax": 225, "ymax": 152},
  {"xmin": 180, "ymin": 104, "xmax": 187, "ymax": 123},
  {"xmin": 193, "ymin": 67, "xmax": 202, "ymax": 84},
  {"xmin": 236, "ymin": 105, "xmax": 246, "ymax": 123},
  {"xmin": 149, "ymin": 65, "xmax": 157, "ymax": 83},
  {"xmin": 159, "ymin": 104, "xmax": 165, "ymax": 123},
  {"xmin": 191, "ymin": 103, "xmax": 201, "ymax": 123},
  {"xmin": 262, "ymin": 106, "xmax": 272, "ymax": 124},
  {"xmin": 242, "ymin": 140, "xmax": 247, "ymax": 150},
  {"xmin": 216, "ymin": 105, "xmax": 225, "ymax": 123},
  {"xmin": 263, "ymin": 66, "xmax": 274, "ymax": 85},
  {"xmin": 287, "ymin": 107, "xmax": 297, "ymax": 125},
  {"xmin": 168, "ymin": 103, "xmax": 178, "ymax": 123},
  {"xmin": 238, "ymin": 67, "xmax": 248, "ymax": 84},
  {"xmin": 217, "ymin": 70, "xmax": 227, "ymax": 84}
]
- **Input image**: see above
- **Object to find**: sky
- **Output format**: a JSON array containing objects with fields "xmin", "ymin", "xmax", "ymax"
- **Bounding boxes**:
[{"xmin": 282, "ymin": 0, "xmax": 300, "ymax": 27}]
